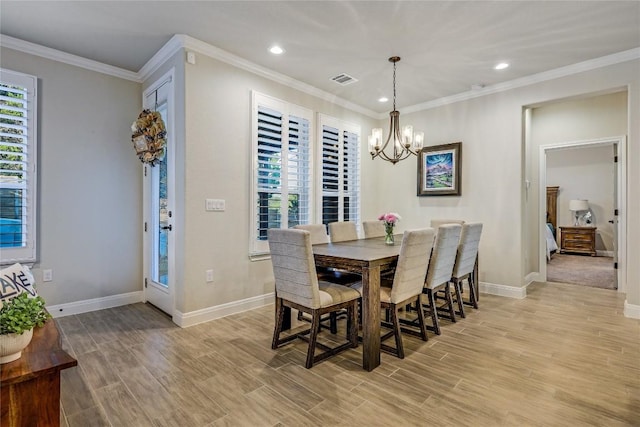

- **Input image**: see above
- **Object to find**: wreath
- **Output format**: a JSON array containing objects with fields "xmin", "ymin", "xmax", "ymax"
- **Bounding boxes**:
[{"xmin": 131, "ymin": 109, "xmax": 167, "ymax": 166}]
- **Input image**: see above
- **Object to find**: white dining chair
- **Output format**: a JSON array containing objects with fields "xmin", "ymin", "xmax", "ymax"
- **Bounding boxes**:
[
  {"xmin": 422, "ymin": 223, "xmax": 462, "ymax": 335},
  {"xmin": 430, "ymin": 219, "xmax": 465, "ymax": 228},
  {"xmin": 450, "ymin": 222, "xmax": 483, "ymax": 311},
  {"xmin": 328, "ymin": 221, "xmax": 358, "ymax": 242},
  {"xmin": 269, "ymin": 228, "xmax": 360, "ymax": 368},
  {"xmin": 379, "ymin": 228, "xmax": 435, "ymax": 358},
  {"xmin": 362, "ymin": 220, "xmax": 386, "ymax": 239}
]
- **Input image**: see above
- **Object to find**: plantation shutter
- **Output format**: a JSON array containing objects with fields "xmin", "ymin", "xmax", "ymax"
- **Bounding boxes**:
[
  {"xmin": 0, "ymin": 69, "xmax": 37, "ymax": 264},
  {"xmin": 320, "ymin": 117, "xmax": 360, "ymax": 226},
  {"xmin": 343, "ymin": 129, "xmax": 360, "ymax": 224},
  {"xmin": 252, "ymin": 93, "xmax": 312, "ymax": 255},
  {"xmin": 321, "ymin": 125, "xmax": 340, "ymax": 224}
]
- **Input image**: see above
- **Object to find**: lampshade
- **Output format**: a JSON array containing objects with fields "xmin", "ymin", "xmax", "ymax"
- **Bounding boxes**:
[{"xmin": 569, "ymin": 199, "xmax": 589, "ymax": 212}]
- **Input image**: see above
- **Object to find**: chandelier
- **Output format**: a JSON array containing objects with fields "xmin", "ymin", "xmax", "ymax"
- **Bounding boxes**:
[{"xmin": 368, "ymin": 56, "xmax": 424, "ymax": 165}]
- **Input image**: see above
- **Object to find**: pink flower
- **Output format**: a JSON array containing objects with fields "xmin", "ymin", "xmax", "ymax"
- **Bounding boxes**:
[{"xmin": 378, "ymin": 212, "xmax": 401, "ymax": 225}]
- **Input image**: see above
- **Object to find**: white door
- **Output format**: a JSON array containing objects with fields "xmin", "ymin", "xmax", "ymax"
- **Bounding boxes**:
[
  {"xmin": 143, "ymin": 72, "xmax": 174, "ymax": 315},
  {"xmin": 611, "ymin": 143, "xmax": 619, "ymax": 289}
]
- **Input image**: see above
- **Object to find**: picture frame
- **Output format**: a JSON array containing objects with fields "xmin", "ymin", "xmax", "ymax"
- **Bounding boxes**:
[{"xmin": 417, "ymin": 142, "xmax": 462, "ymax": 196}]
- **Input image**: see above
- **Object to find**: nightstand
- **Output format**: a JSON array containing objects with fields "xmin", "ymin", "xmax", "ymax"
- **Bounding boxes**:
[{"xmin": 559, "ymin": 226, "xmax": 597, "ymax": 256}]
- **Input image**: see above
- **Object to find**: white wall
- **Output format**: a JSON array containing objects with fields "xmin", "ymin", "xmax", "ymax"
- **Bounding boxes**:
[
  {"xmin": 547, "ymin": 145, "xmax": 615, "ymax": 251},
  {"xmin": 180, "ymin": 51, "xmax": 378, "ymax": 313},
  {"xmin": 369, "ymin": 60, "xmax": 639, "ymax": 307},
  {"xmin": 1, "ymin": 47, "xmax": 143, "ymax": 306}
]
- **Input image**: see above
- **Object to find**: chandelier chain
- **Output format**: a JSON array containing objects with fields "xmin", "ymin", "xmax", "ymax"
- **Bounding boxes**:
[{"xmin": 392, "ymin": 60, "xmax": 397, "ymax": 111}]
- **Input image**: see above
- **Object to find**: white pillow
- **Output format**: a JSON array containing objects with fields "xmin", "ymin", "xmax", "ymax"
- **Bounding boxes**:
[{"xmin": 0, "ymin": 263, "xmax": 38, "ymax": 304}]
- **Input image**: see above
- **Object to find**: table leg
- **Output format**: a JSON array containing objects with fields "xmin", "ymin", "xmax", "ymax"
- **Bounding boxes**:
[{"xmin": 361, "ymin": 265, "xmax": 381, "ymax": 371}]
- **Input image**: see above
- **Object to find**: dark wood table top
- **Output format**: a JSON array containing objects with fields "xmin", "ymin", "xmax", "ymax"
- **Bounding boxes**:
[
  {"xmin": 1, "ymin": 319, "xmax": 77, "ymax": 386},
  {"xmin": 312, "ymin": 235, "xmax": 401, "ymax": 263}
]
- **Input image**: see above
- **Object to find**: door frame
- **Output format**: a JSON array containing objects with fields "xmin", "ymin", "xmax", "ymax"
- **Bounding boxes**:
[
  {"xmin": 538, "ymin": 135, "xmax": 627, "ymax": 293},
  {"xmin": 142, "ymin": 68, "xmax": 176, "ymax": 317}
]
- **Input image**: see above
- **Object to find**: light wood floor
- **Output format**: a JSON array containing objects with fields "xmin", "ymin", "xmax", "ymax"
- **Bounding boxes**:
[{"xmin": 57, "ymin": 282, "xmax": 640, "ymax": 426}]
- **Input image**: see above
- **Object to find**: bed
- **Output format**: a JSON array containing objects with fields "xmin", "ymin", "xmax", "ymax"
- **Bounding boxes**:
[{"xmin": 546, "ymin": 186, "xmax": 559, "ymax": 261}]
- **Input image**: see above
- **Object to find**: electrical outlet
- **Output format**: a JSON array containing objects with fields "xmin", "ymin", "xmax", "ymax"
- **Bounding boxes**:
[
  {"xmin": 43, "ymin": 269, "xmax": 53, "ymax": 282},
  {"xmin": 205, "ymin": 269, "xmax": 214, "ymax": 283}
]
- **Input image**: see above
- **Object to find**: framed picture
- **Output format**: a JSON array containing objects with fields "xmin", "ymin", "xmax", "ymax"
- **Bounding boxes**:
[{"xmin": 417, "ymin": 142, "xmax": 462, "ymax": 196}]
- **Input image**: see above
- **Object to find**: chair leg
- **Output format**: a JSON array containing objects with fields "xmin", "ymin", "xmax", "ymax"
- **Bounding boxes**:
[
  {"xmin": 390, "ymin": 304, "xmax": 404, "ymax": 359},
  {"xmin": 415, "ymin": 295, "xmax": 429, "ymax": 341},
  {"xmin": 444, "ymin": 282, "xmax": 457, "ymax": 322},
  {"xmin": 452, "ymin": 279, "xmax": 466, "ymax": 318},
  {"xmin": 347, "ymin": 303, "xmax": 358, "ymax": 348},
  {"xmin": 329, "ymin": 313, "xmax": 338, "ymax": 334},
  {"xmin": 306, "ymin": 311, "xmax": 322, "ymax": 369},
  {"xmin": 468, "ymin": 275, "xmax": 479, "ymax": 309},
  {"xmin": 426, "ymin": 289, "xmax": 441, "ymax": 335},
  {"xmin": 272, "ymin": 297, "xmax": 284, "ymax": 349}
]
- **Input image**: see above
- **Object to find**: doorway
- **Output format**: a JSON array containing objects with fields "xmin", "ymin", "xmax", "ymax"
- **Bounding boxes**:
[
  {"xmin": 538, "ymin": 136, "xmax": 627, "ymax": 293},
  {"xmin": 143, "ymin": 69, "xmax": 175, "ymax": 316}
]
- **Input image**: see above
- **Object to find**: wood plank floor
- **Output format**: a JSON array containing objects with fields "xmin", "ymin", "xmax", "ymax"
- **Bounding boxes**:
[{"xmin": 57, "ymin": 282, "xmax": 640, "ymax": 426}]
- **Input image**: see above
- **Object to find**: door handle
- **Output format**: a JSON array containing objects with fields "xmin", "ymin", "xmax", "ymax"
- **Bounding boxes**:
[
  {"xmin": 161, "ymin": 225, "xmax": 173, "ymax": 231},
  {"xmin": 608, "ymin": 220, "xmax": 615, "ymax": 224}
]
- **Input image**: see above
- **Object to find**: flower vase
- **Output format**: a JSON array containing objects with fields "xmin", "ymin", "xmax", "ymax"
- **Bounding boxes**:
[{"xmin": 384, "ymin": 225, "xmax": 395, "ymax": 245}]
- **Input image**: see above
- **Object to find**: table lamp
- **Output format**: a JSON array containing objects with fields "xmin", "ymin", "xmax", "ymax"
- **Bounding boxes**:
[{"xmin": 569, "ymin": 199, "xmax": 589, "ymax": 226}]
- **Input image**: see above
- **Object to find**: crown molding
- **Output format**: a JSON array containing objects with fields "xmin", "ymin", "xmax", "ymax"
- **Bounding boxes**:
[
  {"xmin": 3, "ymin": 32, "xmax": 637, "ymax": 120},
  {"xmin": 0, "ymin": 34, "xmax": 140, "ymax": 82},
  {"xmin": 137, "ymin": 35, "xmax": 184, "ymax": 82},
  {"xmin": 401, "ymin": 47, "xmax": 640, "ymax": 116},
  {"xmin": 171, "ymin": 34, "xmax": 379, "ymax": 119}
]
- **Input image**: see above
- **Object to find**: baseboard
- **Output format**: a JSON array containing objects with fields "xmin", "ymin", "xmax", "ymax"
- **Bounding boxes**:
[
  {"xmin": 480, "ymin": 281, "xmax": 527, "ymax": 299},
  {"xmin": 525, "ymin": 272, "xmax": 541, "ymax": 286},
  {"xmin": 596, "ymin": 250, "xmax": 614, "ymax": 257},
  {"xmin": 174, "ymin": 292, "xmax": 275, "ymax": 328},
  {"xmin": 47, "ymin": 291, "xmax": 143, "ymax": 318},
  {"xmin": 624, "ymin": 300, "xmax": 640, "ymax": 319}
]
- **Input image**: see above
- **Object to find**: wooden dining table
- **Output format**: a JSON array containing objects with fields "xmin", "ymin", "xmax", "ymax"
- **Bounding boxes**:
[{"xmin": 312, "ymin": 236, "xmax": 401, "ymax": 371}]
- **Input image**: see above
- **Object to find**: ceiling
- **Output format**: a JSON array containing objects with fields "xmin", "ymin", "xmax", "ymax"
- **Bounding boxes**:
[{"xmin": 1, "ymin": 1, "xmax": 639, "ymax": 114}]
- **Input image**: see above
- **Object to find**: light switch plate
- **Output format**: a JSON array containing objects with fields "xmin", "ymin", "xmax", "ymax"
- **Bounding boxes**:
[{"xmin": 206, "ymin": 199, "xmax": 225, "ymax": 211}]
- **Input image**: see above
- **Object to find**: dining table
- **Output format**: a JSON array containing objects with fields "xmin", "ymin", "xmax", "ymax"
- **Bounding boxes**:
[
  {"xmin": 277, "ymin": 232, "xmax": 479, "ymax": 372},
  {"xmin": 312, "ymin": 236, "xmax": 401, "ymax": 371}
]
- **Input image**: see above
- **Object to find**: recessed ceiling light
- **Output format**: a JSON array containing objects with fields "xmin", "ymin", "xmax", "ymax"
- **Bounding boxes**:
[
  {"xmin": 269, "ymin": 45, "xmax": 285, "ymax": 55},
  {"xmin": 494, "ymin": 62, "xmax": 509, "ymax": 70},
  {"xmin": 378, "ymin": 97, "xmax": 389, "ymax": 103}
]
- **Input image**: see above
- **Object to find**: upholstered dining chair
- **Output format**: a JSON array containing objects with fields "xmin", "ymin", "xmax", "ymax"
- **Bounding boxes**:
[
  {"xmin": 293, "ymin": 224, "xmax": 361, "ymax": 327},
  {"xmin": 328, "ymin": 221, "xmax": 358, "ymax": 243},
  {"xmin": 362, "ymin": 220, "xmax": 386, "ymax": 239},
  {"xmin": 293, "ymin": 224, "xmax": 330, "ymax": 245},
  {"xmin": 269, "ymin": 228, "xmax": 360, "ymax": 368},
  {"xmin": 449, "ymin": 223, "xmax": 483, "ymax": 311},
  {"xmin": 430, "ymin": 219, "xmax": 465, "ymax": 228},
  {"xmin": 372, "ymin": 228, "xmax": 436, "ymax": 358},
  {"xmin": 422, "ymin": 223, "xmax": 462, "ymax": 335}
]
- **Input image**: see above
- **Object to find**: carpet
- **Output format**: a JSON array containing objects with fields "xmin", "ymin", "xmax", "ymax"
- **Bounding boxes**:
[{"xmin": 547, "ymin": 253, "xmax": 616, "ymax": 290}]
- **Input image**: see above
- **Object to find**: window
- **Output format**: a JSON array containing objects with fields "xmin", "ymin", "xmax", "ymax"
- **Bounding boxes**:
[
  {"xmin": 0, "ymin": 70, "xmax": 37, "ymax": 264},
  {"xmin": 318, "ymin": 114, "xmax": 360, "ymax": 227},
  {"xmin": 251, "ymin": 92, "xmax": 312, "ymax": 255}
]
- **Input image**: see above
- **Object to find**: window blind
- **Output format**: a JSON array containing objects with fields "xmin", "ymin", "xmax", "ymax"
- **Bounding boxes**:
[
  {"xmin": 255, "ymin": 104, "xmax": 310, "ymax": 245},
  {"xmin": 320, "ymin": 122, "xmax": 360, "ymax": 226},
  {"xmin": 0, "ymin": 78, "xmax": 30, "ymax": 252}
]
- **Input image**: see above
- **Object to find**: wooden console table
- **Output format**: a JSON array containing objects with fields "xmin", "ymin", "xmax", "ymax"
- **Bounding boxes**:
[
  {"xmin": 559, "ymin": 226, "xmax": 597, "ymax": 256},
  {"xmin": 1, "ymin": 319, "xmax": 77, "ymax": 427}
]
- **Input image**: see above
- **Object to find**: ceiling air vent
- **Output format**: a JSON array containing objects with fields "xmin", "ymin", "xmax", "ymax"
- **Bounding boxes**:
[{"xmin": 330, "ymin": 73, "xmax": 358, "ymax": 86}]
